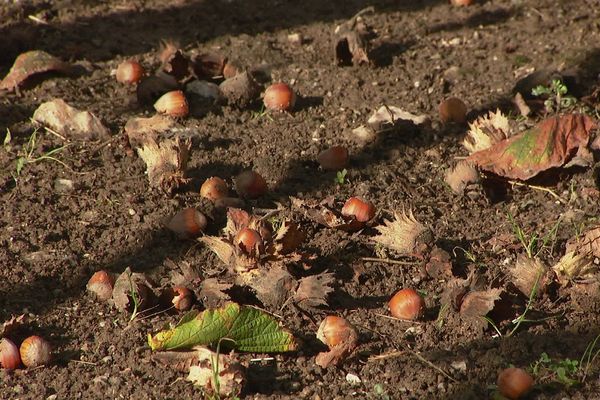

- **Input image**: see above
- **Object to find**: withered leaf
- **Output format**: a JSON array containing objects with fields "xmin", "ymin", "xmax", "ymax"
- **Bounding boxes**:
[
  {"xmin": 424, "ymin": 247, "xmax": 453, "ymax": 279},
  {"xmin": 552, "ymin": 251, "xmax": 596, "ymax": 284},
  {"xmin": 440, "ymin": 277, "xmax": 471, "ymax": 311},
  {"xmin": 154, "ymin": 346, "xmax": 245, "ymax": 398},
  {"xmin": 1, "ymin": 314, "xmax": 26, "ymax": 338},
  {"xmin": 290, "ymin": 196, "xmax": 364, "ymax": 232},
  {"xmin": 294, "ymin": 272, "xmax": 335, "ymax": 308},
  {"xmin": 161, "ymin": 49, "xmax": 192, "ymax": 83},
  {"xmin": 249, "ymin": 266, "xmax": 296, "ymax": 309},
  {"xmin": 507, "ymin": 255, "xmax": 550, "ymax": 297},
  {"xmin": 367, "ymin": 106, "xmax": 429, "ymax": 132},
  {"xmin": 167, "ymin": 259, "xmax": 201, "ymax": 287},
  {"xmin": 333, "ymin": 7, "xmax": 374, "ymax": 66},
  {"xmin": 124, "ymin": 114, "xmax": 175, "ymax": 148},
  {"xmin": 136, "ymin": 136, "xmax": 192, "ymax": 194},
  {"xmin": 467, "ymin": 114, "xmax": 597, "ymax": 180},
  {"xmin": 0, "ymin": 50, "xmax": 70, "ymax": 91},
  {"xmin": 112, "ymin": 267, "xmax": 156, "ymax": 312},
  {"xmin": 197, "ymin": 278, "xmax": 232, "ymax": 309},
  {"xmin": 199, "ymin": 236, "xmax": 234, "ymax": 266},
  {"xmin": 463, "ymin": 109, "xmax": 511, "ymax": 154},
  {"xmin": 459, "ymin": 289, "xmax": 503, "ymax": 318},
  {"xmin": 566, "ymin": 226, "xmax": 600, "ymax": 259},
  {"xmin": 372, "ymin": 209, "xmax": 433, "ymax": 257},
  {"xmin": 445, "ymin": 161, "xmax": 480, "ymax": 194},
  {"xmin": 273, "ymin": 221, "xmax": 305, "ymax": 255},
  {"xmin": 32, "ymin": 99, "xmax": 110, "ymax": 140}
]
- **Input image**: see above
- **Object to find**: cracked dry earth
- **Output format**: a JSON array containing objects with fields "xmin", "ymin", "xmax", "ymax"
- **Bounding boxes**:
[{"xmin": 2, "ymin": 0, "xmax": 600, "ymax": 399}]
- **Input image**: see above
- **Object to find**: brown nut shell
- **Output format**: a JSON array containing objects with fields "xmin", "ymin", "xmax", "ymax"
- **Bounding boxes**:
[
  {"xmin": 263, "ymin": 82, "xmax": 296, "ymax": 112},
  {"xmin": 389, "ymin": 288, "xmax": 425, "ymax": 320},
  {"xmin": 497, "ymin": 367, "xmax": 534, "ymax": 400},
  {"xmin": 200, "ymin": 177, "xmax": 229, "ymax": 202},
  {"xmin": 86, "ymin": 270, "xmax": 115, "ymax": 301},
  {"xmin": 167, "ymin": 208, "xmax": 208, "ymax": 239},
  {"xmin": 317, "ymin": 146, "xmax": 349, "ymax": 170},
  {"xmin": 0, "ymin": 338, "xmax": 21, "ymax": 370},
  {"xmin": 20, "ymin": 336, "xmax": 51, "ymax": 368},
  {"xmin": 154, "ymin": 90, "xmax": 189, "ymax": 117},
  {"xmin": 115, "ymin": 60, "xmax": 145, "ymax": 84},
  {"xmin": 341, "ymin": 197, "xmax": 375, "ymax": 223}
]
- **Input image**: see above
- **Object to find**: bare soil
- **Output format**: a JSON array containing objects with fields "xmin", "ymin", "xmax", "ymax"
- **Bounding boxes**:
[{"xmin": 2, "ymin": 0, "xmax": 600, "ymax": 399}]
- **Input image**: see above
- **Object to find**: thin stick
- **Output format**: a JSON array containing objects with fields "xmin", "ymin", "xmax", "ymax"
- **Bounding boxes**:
[
  {"xmin": 368, "ymin": 350, "xmax": 405, "ymax": 362},
  {"xmin": 70, "ymin": 359, "xmax": 97, "ymax": 366},
  {"xmin": 508, "ymin": 180, "xmax": 566, "ymax": 203},
  {"xmin": 361, "ymin": 257, "xmax": 415, "ymax": 266},
  {"xmin": 374, "ymin": 312, "xmax": 425, "ymax": 324}
]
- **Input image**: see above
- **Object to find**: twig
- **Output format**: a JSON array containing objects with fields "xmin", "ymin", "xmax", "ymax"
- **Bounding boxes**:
[
  {"xmin": 70, "ymin": 359, "xmax": 97, "ymax": 366},
  {"xmin": 361, "ymin": 257, "xmax": 415, "ymax": 266},
  {"xmin": 509, "ymin": 180, "xmax": 566, "ymax": 203},
  {"xmin": 368, "ymin": 350, "xmax": 405, "ymax": 362},
  {"xmin": 374, "ymin": 312, "xmax": 425, "ymax": 324}
]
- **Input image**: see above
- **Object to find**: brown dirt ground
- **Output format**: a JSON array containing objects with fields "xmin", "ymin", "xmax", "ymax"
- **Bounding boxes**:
[{"xmin": 2, "ymin": 0, "xmax": 600, "ymax": 399}]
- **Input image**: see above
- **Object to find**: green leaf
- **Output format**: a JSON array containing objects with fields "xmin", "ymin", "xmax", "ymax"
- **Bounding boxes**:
[{"xmin": 148, "ymin": 302, "xmax": 297, "ymax": 353}]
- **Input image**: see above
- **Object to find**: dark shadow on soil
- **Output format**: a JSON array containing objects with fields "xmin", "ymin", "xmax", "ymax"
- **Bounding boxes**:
[{"xmin": 0, "ymin": 0, "xmax": 447, "ymax": 67}]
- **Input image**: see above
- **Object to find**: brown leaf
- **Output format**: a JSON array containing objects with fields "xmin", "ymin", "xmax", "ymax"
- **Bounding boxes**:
[
  {"xmin": 124, "ymin": 114, "xmax": 175, "ymax": 148},
  {"xmin": 197, "ymin": 278, "xmax": 232, "ymax": 308},
  {"xmin": 467, "ymin": 114, "xmax": 597, "ymax": 180},
  {"xmin": 273, "ymin": 221, "xmax": 305, "ymax": 255},
  {"xmin": 507, "ymin": 255, "xmax": 550, "ymax": 297},
  {"xmin": 566, "ymin": 226, "xmax": 600, "ymax": 258},
  {"xmin": 459, "ymin": 289, "xmax": 503, "ymax": 318},
  {"xmin": 440, "ymin": 277, "xmax": 471, "ymax": 311},
  {"xmin": 192, "ymin": 52, "xmax": 227, "ymax": 80},
  {"xmin": 155, "ymin": 346, "xmax": 245, "ymax": 398},
  {"xmin": 1, "ymin": 314, "xmax": 26, "ymax": 338},
  {"xmin": 294, "ymin": 272, "xmax": 335, "ymax": 308},
  {"xmin": 366, "ymin": 106, "xmax": 429, "ymax": 132},
  {"xmin": 199, "ymin": 236, "xmax": 234, "ymax": 265},
  {"xmin": 248, "ymin": 266, "xmax": 296, "ymax": 309},
  {"xmin": 372, "ymin": 209, "xmax": 433, "ymax": 257},
  {"xmin": 463, "ymin": 109, "xmax": 511, "ymax": 154},
  {"xmin": 424, "ymin": 247, "xmax": 453, "ymax": 279},
  {"xmin": 32, "ymin": 99, "xmax": 110, "ymax": 140},
  {"xmin": 333, "ymin": 7, "xmax": 374, "ymax": 66},
  {"xmin": 161, "ymin": 49, "xmax": 192, "ymax": 83},
  {"xmin": 225, "ymin": 208, "xmax": 252, "ymax": 237},
  {"xmin": 444, "ymin": 161, "xmax": 480, "ymax": 194},
  {"xmin": 167, "ymin": 259, "xmax": 201, "ymax": 287},
  {"xmin": 0, "ymin": 50, "xmax": 70, "ymax": 91},
  {"xmin": 136, "ymin": 136, "xmax": 192, "ymax": 194},
  {"xmin": 112, "ymin": 267, "xmax": 156, "ymax": 312}
]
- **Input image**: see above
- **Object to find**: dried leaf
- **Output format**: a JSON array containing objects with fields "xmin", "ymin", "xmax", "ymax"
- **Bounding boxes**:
[
  {"xmin": 372, "ymin": 209, "xmax": 433, "ymax": 257},
  {"xmin": 467, "ymin": 114, "xmax": 597, "ymax": 180},
  {"xmin": 463, "ymin": 109, "xmax": 511, "ymax": 154},
  {"xmin": 294, "ymin": 272, "xmax": 335, "ymax": 307},
  {"xmin": 290, "ymin": 196, "xmax": 364, "ymax": 232},
  {"xmin": 197, "ymin": 278, "xmax": 232, "ymax": 309},
  {"xmin": 161, "ymin": 49, "xmax": 192, "ymax": 83},
  {"xmin": 334, "ymin": 7, "xmax": 374, "ymax": 66},
  {"xmin": 200, "ymin": 236, "xmax": 234, "ymax": 266},
  {"xmin": 124, "ymin": 114, "xmax": 175, "ymax": 148},
  {"xmin": 32, "ymin": 99, "xmax": 110, "ymax": 140},
  {"xmin": 154, "ymin": 346, "xmax": 245, "ymax": 397},
  {"xmin": 112, "ymin": 267, "xmax": 156, "ymax": 312},
  {"xmin": 1, "ymin": 315, "xmax": 26, "ymax": 338},
  {"xmin": 459, "ymin": 288, "xmax": 503, "ymax": 318},
  {"xmin": 1, "ymin": 50, "xmax": 70, "ymax": 91},
  {"xmin": 440, "ymin": 277, "xmax": 471, "ymax": 311},
  {"xmin": 167, "ymin": 259, "xmax": 201, "ymax": 287},
  {"xmin": 136, "ymin": 136, "xmax": 191, "ymax": 194},
  {"xmin": 249, "ymin": 266, "xmax": 296, "ymax": 309},
  {"xmin": 566, "ymin": 226, "xmax": 600, "ymax": 258},
  {"xmin": 424, "ymin": 247, "xmax": 453, "ymax": 279},
  {"xmin": 507, "ymin": 255, "xmax": 550, "ymax": 297},
  {"xmin": 367, "ymin": 106, "xmax": 429, "ymax": 132},
  {"xmin": 552, "ymin": 251, "xmax": 596, "ymax": 284},
  {"xmin": 445, "ymin": 161, "xmax": 480, "ymax": 194},
  {"xmin": 273, "ymin": 221, "xmax": 305, "ymax": 255}
]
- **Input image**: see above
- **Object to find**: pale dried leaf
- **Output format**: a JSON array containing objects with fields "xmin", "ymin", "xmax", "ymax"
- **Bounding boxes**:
[
  {"xmin": 507, "ymin": 255, "xmax": 549, "ymax": 297},
  {"xmin": 124, "ymin": 114, "xmax": 174, "ymax": 148},
  {"xmin": 367, "ymin": 105, "xmax": 429, "ymax": 132},
  {"xmin": 445, "ymin": 161, "xmax": 480, "ymax": 194},
  {"xmin": 294, "ymin": 272, "xmax": 335, "ymax": 308},
  {"xmin": 200, "ymin": 236, "xmax": 234, "ymax": 265},
  {"xmin": 112, "ymin": 267, "xmax": 156, "ymax": 312},
  {"xmin": 566, "ymin": 226, "xmax": 600, "ymax": 258},
  {"xmin": 168, "ymin": 259, "xmax": 201, "ymax": 287},
  {"xmin": 552, "ymin": 251, "xmax": 596, "ymax": 284},
  {"xmin": 136, "ymin": 136, "xmax": 191, "ymax": 194},
  {"xmin": 372, "ymin": 209, "xmax": 433, "ymax": 256},
  {"xmin": 463, "ymin": 109, "xmax": 511, "ymax": 154},
  {"xmin": 274, "ymin": 221, "xmax": 305, "ymax": 254},
  {"xmin": 33, "ymin": 99, "xmax": 109, "ymax": 140},
  {"xmin": 197, "ymin": 278, "xmax": 232, "ymax": 308}
]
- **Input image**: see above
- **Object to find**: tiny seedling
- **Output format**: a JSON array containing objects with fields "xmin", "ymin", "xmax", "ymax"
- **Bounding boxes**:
[
  {"xmin": 580, "ymin": 333, "xmax": 600, "ymax": 382},
  {"xmin": 251, "ymin": 105, "xmax": 274, "ymax": 121},
  {"xmin": 334, "ymin": 168, "xmax": 348, "ymax": 185},
  {"xmin": 13, "ymin": 128, "xmax": 70, "ymax": 177},
  {"xmin": 128, "ymin": 276, "xmax": 141, "ymax": 322},
  {"xmin": 530, "ymin": 352, "xmax": 580, "ymax": 387},
  {"xmin": 507, "ymin": 270, "xmax": 542, "ymax": 337},
  {"xmin": 507, "ymin": 214, "xmax": 561, "ymax": 258},
  {"xmin": 531, "ymin": 79, "xmax": 577, "ymax": 114}
]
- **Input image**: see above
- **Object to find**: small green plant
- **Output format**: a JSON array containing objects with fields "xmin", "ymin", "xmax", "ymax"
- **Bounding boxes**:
[
  {"xmin": 128, "ymin": 276, "xmax": 141, "ymax": 322},
  {"xmin": 371, "ymin": 383, "xmax": 391, "ymax": 400},
  {"xmin": 531, "ymin": 79, "xmax": 577, "ymax": 113},
  {"xmin": 530, "ymin": 352, "xmax": 580, "ymax": 387},
  {"xmin": 580, "ymin": 333, "xmax": 600, "ymax": 382},
  {"xmin": 507, "ymin": 270, "xmax": 542, "ymax": 337},
  {"xmin": 334, "ymin": 168, "xmax": 348, "ymax": 185},
  {"xmin": 507, "ymin": 214, "xmax": 560, "ymax": 258},
  {"xmin": 13, "ymin": 128, "xmax": 70, "ymax": 177},
  {"xmin": 251, "ymin": 105, "xmax": 274, "ymax": 121}
]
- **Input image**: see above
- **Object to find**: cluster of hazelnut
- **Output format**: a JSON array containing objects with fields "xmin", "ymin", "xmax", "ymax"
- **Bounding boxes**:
[{"xmin": 0, "ymin": 335, "xmax": 52, "ymax": 370}]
